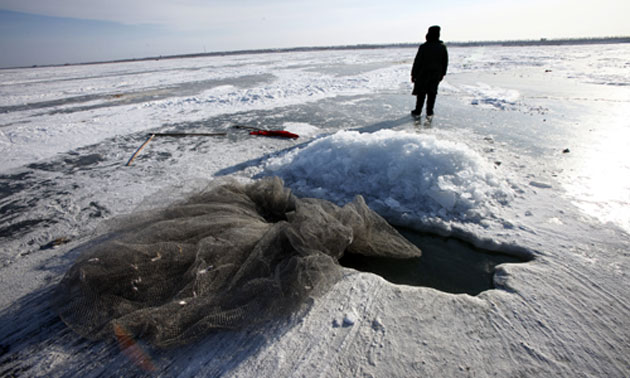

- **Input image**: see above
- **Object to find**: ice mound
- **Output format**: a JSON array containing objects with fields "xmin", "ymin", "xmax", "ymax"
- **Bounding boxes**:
[
  {"xmin": 263, "ymin": 130, "xmax": 513, "ymax": 224},
  {"xmin": 54, "ymin": 177, "xmax": 420, "ymax": 348}
]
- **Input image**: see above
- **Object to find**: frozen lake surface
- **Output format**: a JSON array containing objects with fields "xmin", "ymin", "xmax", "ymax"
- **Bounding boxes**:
[{"xmin": 0, "ymin": 43, "xmax": 629, "ymax": 377}]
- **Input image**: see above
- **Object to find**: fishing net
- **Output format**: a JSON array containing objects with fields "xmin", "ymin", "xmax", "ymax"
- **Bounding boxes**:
[{"xmin": 54, "ymin": 177, "xmax": 421, "ymax": 348}]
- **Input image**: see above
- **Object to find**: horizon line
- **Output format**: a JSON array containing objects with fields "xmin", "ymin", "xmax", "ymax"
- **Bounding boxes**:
[{"xmin": 4, "ymin": 36, "xmax": 629, "ymax": 70}]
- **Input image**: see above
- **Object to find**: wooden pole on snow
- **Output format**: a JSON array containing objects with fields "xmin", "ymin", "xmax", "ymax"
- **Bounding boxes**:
[
  {"xmin": 125, "ymin": 132, "xmax": 228, "ymax": 166},
  {"xmin": 126, "ymin": 134, "xmax": 156, "ymax": 166},
  {"xmin": 151, "ymin": 132, "xmax": 227, "ymax": 137}
]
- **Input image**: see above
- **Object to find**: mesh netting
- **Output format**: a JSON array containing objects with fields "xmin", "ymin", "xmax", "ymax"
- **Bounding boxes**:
[{"xmin": 54, "ymin": 177, "xmax": 421, "ymax": 348}]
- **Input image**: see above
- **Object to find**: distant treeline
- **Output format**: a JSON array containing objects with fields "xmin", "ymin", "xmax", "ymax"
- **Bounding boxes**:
[
  {"xmin": 17, "ymin": 36, "xmax": 630, "ymax": 70},
  {"xmin": 445, "ymin": 36, "xmax": 630, "ymax": 47},
  {"xmin": 140, "ymin": 37, "xmax": 630, "ymax": 61}
]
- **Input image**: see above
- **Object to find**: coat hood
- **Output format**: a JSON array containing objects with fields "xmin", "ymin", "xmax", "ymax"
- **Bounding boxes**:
[{"xmin": 426, "ymin": 25, "xmax": 441, "ymax": 42}]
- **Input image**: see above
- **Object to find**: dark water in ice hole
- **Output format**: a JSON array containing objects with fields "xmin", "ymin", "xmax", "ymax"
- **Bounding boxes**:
[{"xmin": 339, "ymin": 228, "xmax": 530, "ymax": 295}]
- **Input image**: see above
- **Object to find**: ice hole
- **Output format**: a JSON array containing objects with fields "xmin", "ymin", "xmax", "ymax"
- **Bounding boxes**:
[{"xmin": 339, "ymin": 228, "xmax": 531, "ymax": 295}]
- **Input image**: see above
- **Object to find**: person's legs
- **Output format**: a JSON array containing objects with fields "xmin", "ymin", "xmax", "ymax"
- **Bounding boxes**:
[
  {"xmin": 426, "ymin": 93, "xmax": 437, "ymax": 116},
  {"xmin": 413, "ymin": 92, "xmax": 426, "ymax": 116},
  {"xmin": 425, "ymin": 76, "xmax": 442, "ymax": 117}
]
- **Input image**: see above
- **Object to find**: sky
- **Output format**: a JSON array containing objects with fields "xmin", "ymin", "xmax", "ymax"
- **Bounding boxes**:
[{"xmin": 0, "ymin": 0, "xmax": 629, "ymax": 68}]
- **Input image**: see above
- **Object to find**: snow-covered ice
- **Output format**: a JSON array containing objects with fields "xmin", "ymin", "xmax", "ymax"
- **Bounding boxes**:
[{"xmin": 0, "ymin": 43, "xmax": 629, "ymax": 377}]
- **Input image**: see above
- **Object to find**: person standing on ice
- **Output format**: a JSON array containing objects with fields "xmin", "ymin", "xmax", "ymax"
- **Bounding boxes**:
[{"xmin": 411, "ymin": 25, "xmax": 448, "ymax": 121}]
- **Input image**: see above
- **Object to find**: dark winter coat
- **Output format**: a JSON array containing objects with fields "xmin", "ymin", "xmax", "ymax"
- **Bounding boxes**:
[{"xmin": 411, "ymin": 40, "xmax": 448, "ymax": 95}]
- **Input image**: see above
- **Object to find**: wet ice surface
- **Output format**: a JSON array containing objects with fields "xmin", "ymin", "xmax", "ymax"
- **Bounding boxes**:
[{"xmin": 0, "ymin": 44, "xmax": 629, "ymax": 377}]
